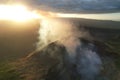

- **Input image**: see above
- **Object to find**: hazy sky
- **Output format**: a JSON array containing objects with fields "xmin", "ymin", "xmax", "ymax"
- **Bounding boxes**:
[
  {"xmin": 23, "ymin": 0, "xmax": 120, "ymax": 21},
  {"xmin": 0, "ymin": 0, "xmax": 120, "ymax": 13},
  {"xmin": 24, "ymin": 0, "xmax": 120, "ymax": 13},
  {"xmin": 0, "ymin": 0, "xmax": 120, "ymax": 21}
]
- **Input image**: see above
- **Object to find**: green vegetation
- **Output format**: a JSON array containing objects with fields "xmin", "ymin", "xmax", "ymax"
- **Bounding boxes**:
[{"xmin": 0, "ymin": 62, "xmax": 21, "ymax": 80}]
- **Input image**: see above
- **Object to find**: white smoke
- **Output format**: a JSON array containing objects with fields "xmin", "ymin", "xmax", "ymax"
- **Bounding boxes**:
[
  {"xmin": 36, "ymin": 18, "xmax": 86, "ymax": 51},
  {"xmin": 76, "ymin": 43, "xmax": 102, "ymax": 80},
  {"xmin": 36, "ymin": 17, "xmax": 102, "ymax": 80}
]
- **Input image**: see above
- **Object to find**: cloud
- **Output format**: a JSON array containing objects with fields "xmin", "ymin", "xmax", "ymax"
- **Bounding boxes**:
[
  {"xmin": 1, "ymin": 0, "xmax": 120, "ymax": 13},
  {"xmin": 25, "ymin": 0, "xmax": 120, "ymax": 13}
]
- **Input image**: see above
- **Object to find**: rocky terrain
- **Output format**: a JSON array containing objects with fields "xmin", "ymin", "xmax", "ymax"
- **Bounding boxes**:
[
  {"xmin": 0, "ymin": 19, "xmax": 120, "ymax": 80},
  {"xmin": 13, "ymin": 39, "xmax": 120, "ymax": 80}
]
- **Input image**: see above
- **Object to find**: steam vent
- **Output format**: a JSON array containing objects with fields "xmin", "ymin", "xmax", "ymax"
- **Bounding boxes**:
[
  {"xmin": 13, "ymin": 18, "xmax": 120, "ymax": 80},
  {"xmin": 14, "ymin": 39, "xmax": 120, "ymax": 80}
]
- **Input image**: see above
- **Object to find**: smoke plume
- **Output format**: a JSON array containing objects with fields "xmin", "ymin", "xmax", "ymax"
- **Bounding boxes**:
[{"xmin": 36, "ymin": 16, "xmax": 102, "ymax": 80}]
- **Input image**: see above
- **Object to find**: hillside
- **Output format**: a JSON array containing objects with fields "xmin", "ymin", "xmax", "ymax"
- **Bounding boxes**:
[
  {"xmin": 0, "ymin": 18, "xmax": 120, "ymax": 80},
  {"xmin": 13, "ymin": 39, "xmax": 120, "ymax": 80}
]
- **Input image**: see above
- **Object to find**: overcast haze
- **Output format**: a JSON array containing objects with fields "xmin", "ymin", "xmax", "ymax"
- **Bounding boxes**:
[
  {"xmin": 24, "ymin": 0, "xmax": 120, "ymax": 13},
  {"xmin": 0, "ymin": 0, "xmax": 120, "ymax": 13},
  {"xmin": 25, "ymin": 0, "xmax": 120, "ymax": 21},
  {"xmin": 0, "ymin": 0, "xmax": 120, "ymax": 21}
]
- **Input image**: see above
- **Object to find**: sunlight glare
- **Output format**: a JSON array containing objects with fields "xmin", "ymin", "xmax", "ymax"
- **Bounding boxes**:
[{"xmin": 0, "ymin": 4, "xmax": 40, "ymax": 22}]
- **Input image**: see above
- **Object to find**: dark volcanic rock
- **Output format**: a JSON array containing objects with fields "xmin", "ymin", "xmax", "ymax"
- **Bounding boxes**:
[
  {"xmin": 14, "ymin": 40, "xmax": 120, "ymax": 80},
  {"xmin": 14, "ymin": 43, "xmax": 70, "ymax": 80}
]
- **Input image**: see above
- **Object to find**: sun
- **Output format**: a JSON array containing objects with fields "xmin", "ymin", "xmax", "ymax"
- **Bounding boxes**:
[{"xmin": 0, "ymin": 4, "xmax": 40, "ymax": 22}]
